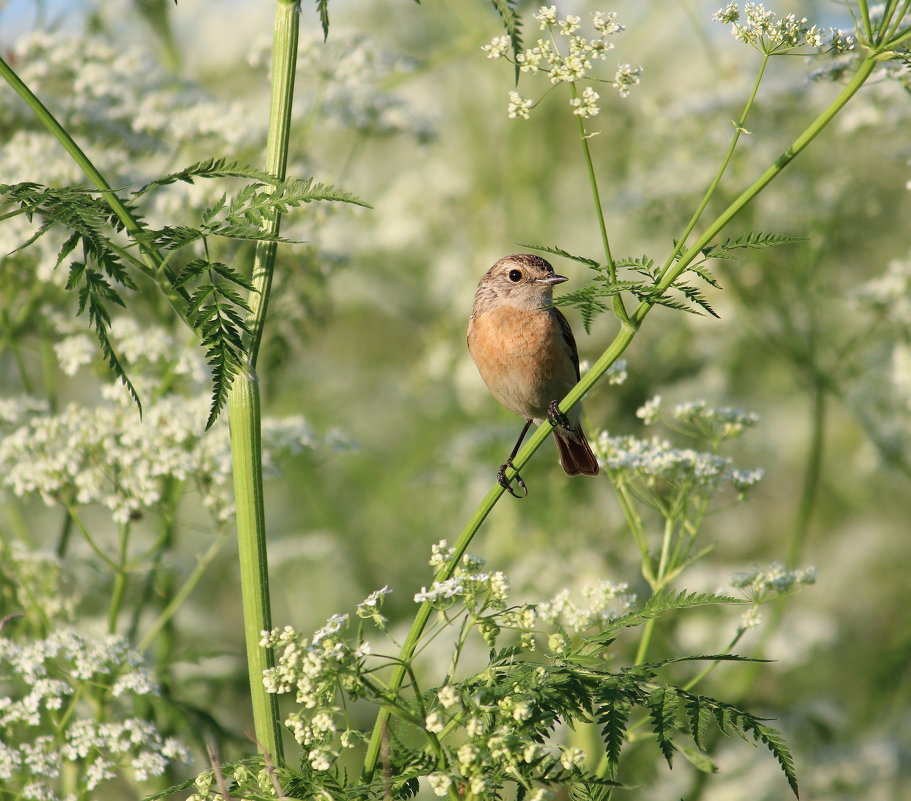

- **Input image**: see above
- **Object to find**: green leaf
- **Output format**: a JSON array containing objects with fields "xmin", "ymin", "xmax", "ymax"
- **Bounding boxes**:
[
  {"xmin": 588, "ymin": 591, "xmax": 744, "ymax": 643},
  {"xmin": 489, "ymin": 0, "xmax": 523, "ymax": 82},
  {"xmin": 596, "ymin": 690, "xmax": 630, "ymax": 771},
  {"xmin": 647, "ymin": 685, "xmax": 679, "ymax": 766},
  {"xmin": 703, "ymin": 231, "xmax": 806, "ymax": 261},
  {"xmin": 316, "ymin": 0, "xmax": 330, "ymax": 40},
  {"xmin": 678, "ymin": 744, "xmax": 718, "ymax": 774},
  {"xmin": 745, "ymin": 722, "xmax": 800, "ymax": 797},
  {"xmin": 684, "ymin": 693, "xmax": 711, "ymax": 750},
  {"xmin": 519, "ymin": 243, "xmax": 602, "ymax": 270},
  {"xmin": 133, "ymin": 158, "xmax": 280, "ymax": 197}
]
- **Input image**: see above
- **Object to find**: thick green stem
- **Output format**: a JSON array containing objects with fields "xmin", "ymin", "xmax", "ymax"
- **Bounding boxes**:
[
  {"xmin": 225, "ymin": 0, "xmax": 300, "ymax": 766},
  {"xmin": 228, "ymin": 370, "xmax": 283, "ymax": 762},
  {"xmin": 247, "ymin": 0, "xmax": 299, "ymax": 368}
]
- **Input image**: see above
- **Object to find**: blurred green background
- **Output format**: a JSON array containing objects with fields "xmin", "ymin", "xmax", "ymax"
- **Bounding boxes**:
[{"xmin": 1, "ymin": 0, "xmax": 910, "ymax": 798}]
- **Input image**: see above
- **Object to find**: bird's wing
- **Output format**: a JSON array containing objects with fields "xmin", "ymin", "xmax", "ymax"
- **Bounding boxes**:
[{"xmin": 551, "ymin": 307, "xmax": 580, "ymax": 381}]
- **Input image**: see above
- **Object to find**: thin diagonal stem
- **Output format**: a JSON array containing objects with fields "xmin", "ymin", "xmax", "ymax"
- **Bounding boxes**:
[
  {"xmin": 659, "ymin": 53, "xmax": 770, "ymax": 280},
  {"xmin": 0, "ymin": 55, "xmax": 188, "ymax": 315}
]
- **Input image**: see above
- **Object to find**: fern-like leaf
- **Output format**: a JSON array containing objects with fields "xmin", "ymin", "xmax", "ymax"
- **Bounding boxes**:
[
  {"xmin": 519, "ymin": 243, "xmax": 602, "ymax": 270},
  {"xmin": 133, "ymin": 158, "xmax": 280, "ymax": 197},
  {"xmin": 70, "ymin": 264, "xmax": 142, "ymax": 415},
  {"xmin": 702, "ymin": 231, "xmax": 806, "ymax": 261},
  {"xmin": 647, "ymin": 685, "xmax": 679, "ymax": 767},
  {"xmin": 588, "ymin": 591, "xmax": 742, "ymax": 643},
  {"xmin": 594, "ymin": 680, "xmax": 634, "ymax": 770},
  {"xmin": 316, "ymin": 0, "xmax": 330, "ymax": 40},
  {"xmin": 744, "ymin": 721, "xmax": 800, "ymax": 797},
  {"xmin": 489, "ymin": 0, "xmax": 523, "ymax": 81}
]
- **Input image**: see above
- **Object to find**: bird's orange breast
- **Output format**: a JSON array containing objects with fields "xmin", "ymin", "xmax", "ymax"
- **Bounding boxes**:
[{"xmin": 468, "ymin": 306, "xmax": 579, "ymax": 422}]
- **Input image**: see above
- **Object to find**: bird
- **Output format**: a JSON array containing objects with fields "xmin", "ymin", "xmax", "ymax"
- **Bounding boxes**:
[{"xmin": 467, "ymin": 253, "xmax": 600, "ymax": 496}]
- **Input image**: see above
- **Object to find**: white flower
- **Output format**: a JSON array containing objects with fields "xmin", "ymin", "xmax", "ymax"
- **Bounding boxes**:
[
  {"xmin": 482, "ymin": 35, "xmax": 512, "ymax": 59},
  {"xmin": 713, "ymin": 2, "xmax": 739, "ymax": 24},
  {"xmin": 507, "ymin": 90, "xmax": 533, "ymax": 120},
  {"xmin": 429, "ymin": 539, "xmax": 455, "ymax": 568},
  {"xmin": 424, "ymin": 711, "xmax": 445, "ymax": 734},
  {"xmin": 437, "ymin": 685, "xmax": 459, "ymax": 709},
  {"xmin": 612, "ymin": 63, "xmax": 643, "ymax": 97},
  {"xmin": 636, "ymin": 395, "xmax": 662, "ymax": 424},
  {"xmin": 428, "ymin": 773, "xmax": 452, "ymax": 796},
  {"xmin": 560, "ymin": 746, "xmax": 586, "ymax": 770},
  {"xmin": 414, "ymin": 577, "xmax": 466, "ymax": 603},
  {"xmin": 570, "ymin": 86, "xmax": 601, "ymax": 118},
  {"xmin": 534, "ymin": 5, "xmax": 558, "ymax": 29},
  {"xmin": 308, "ymin": 748, "xmax": 333, "ymax": 771}
]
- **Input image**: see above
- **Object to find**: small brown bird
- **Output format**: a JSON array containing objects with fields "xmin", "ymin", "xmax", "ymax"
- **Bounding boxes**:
[{"xmin": 467, "ymin": 253, "xmax": 599, "ymax": 496}]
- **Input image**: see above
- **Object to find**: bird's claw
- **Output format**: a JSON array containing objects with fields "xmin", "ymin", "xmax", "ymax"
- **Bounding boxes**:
[
  {"xmin": 547, "ymin": 400, "xmax": 570, "ymax": 429},
  {"xmin": 497, "ymin": 459, "xmax": 528, "ymax": 498}
]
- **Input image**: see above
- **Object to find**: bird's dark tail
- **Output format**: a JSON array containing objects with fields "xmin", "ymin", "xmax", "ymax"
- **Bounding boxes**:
[{"xmin": 553, "ymin": 427, "xmax": 600, "ymax": 477}]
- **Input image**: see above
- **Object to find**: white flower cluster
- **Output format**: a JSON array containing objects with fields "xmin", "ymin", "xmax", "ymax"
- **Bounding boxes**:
[
  {"xmin": 414, "ymin": 541, "xmax": 510, "ymax": 612},
  {"xmin": 594, "ymin": 430, "xmax": 763, "ymax": 499},
  {"xmin": 731, "ymin": 563, "xmax": 817, "ymax": 598},
  {"xmin": 4, "ymin": 32, "xmax": 259, "ymax": 160},
  {"xmin": 713, "ymin": 2, "xmax": 855, "ymax": 55},
  {"xmin": 637, "ymin": 396, "xmax": 760, "ymax": 445},
  {"xmin": 729, "ymin": 563, "xmax": 817, "ymax": 628},
  {"xmin": 483, "ymin": 6, "xmax": 641, "ymax": 121},
  {"xmin": 853, "ymin": 252, "xmax": 911, "ymax": 329},
  {"xmin": 260, "ymin": 595, "xmax": 382, "ymax": 761},
  {"xmin": 0, "ymin": 629, "xmax": 188, "ymax": 797},
  {"xmin": 0, "ymin": 543, "xmax": 75, "ymax": 625},
  {"xmin": 0, "ymin": 319, "xmax": 349, "ymax": 526},
  {"xmin": 536, "ymin": 580, "xmax": 637, "ymax": 633}
]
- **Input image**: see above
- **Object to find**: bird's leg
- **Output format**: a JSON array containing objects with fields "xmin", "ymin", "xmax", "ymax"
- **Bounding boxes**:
[
  {"xmin": 547, "ymin": 400, "xmax": 571, "ymax": 430},
  {"xmin": 498, "ymin": 419, "xmax": 533, "ymax": 498}
]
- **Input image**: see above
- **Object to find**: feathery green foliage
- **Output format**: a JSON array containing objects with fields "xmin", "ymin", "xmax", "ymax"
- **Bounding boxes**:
[
  {"xmin": 526, "ymin": 234, "xmax": 802, "ymax": 332},
  {"xmin": 489, "ymin": 0, "xmax": 524, "ymax": 81},
  {"xmin": 1, "ymin": 169, "xmax": 365, "ymax": 428}
]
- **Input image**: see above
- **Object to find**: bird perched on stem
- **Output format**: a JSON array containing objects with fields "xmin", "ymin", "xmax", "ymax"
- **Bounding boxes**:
[{"xmin": 467, "ymin": 253, "xmax": 599, "ymax": 497}]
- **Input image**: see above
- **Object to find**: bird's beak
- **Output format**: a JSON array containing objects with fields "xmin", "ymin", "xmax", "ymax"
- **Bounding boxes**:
[{"xmin": 537, "ymin": 274, "xmax": 568, "ymax": 286}]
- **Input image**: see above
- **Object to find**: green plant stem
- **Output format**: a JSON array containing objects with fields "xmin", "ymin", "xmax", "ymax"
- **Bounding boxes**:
[
  {"xmin": 659, "ymin": 53, "xmax": 770, "ymax": 279},
  {"xmin": 224, "ymin": 0, "xmax": 300, "ymax": 767},
  {"xmin": 570, "ymin": 83, "xmax": 629, "ymax": 326},
  {"xmin": 0, "ymin": 55, "xmax": 187, "ymax": 315},
  {"xmin": 247, "ymin": 0, "xmax": 299, "ymax": 368},
  {"xmin": 789, "ymin": 377, "xmax": 827, "ymax": 567},
  {"xmin": 228, "ymin": 369, "xmax": 283, "ymax": 762},
  {"xmin": 63, "ymin": 503, "xmax": 119, "ymax": 571},
  {"xmin": 363, "ymin": 51, "xmax": 880, "ymax": 784},
  {"xmin": 138, "ymin": 529, "xmax": 229, "ymax": 652},
  {"xmin": 107, "ymin": 523, "xmax": 131, "ymax": 634},
  {"xmin": 653, "ymin": 54, "xmax": 878, "ymax": 299}
]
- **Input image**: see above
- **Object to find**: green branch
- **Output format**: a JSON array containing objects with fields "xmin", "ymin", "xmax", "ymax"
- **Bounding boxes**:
[{"xmin": 0, "ymin": 54, "xmax": 188, "ymax": 316}]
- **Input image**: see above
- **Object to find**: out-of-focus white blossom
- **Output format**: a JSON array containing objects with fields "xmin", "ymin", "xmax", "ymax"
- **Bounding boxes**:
[{"xmin": 0, "ymin": 629, "xmax": 188, "ymax": 798}]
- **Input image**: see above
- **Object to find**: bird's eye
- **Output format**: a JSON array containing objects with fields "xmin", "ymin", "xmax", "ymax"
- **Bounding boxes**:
[{"xmin": 508, "ymin": 269, "xmax": 522, "ymax": 282}]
